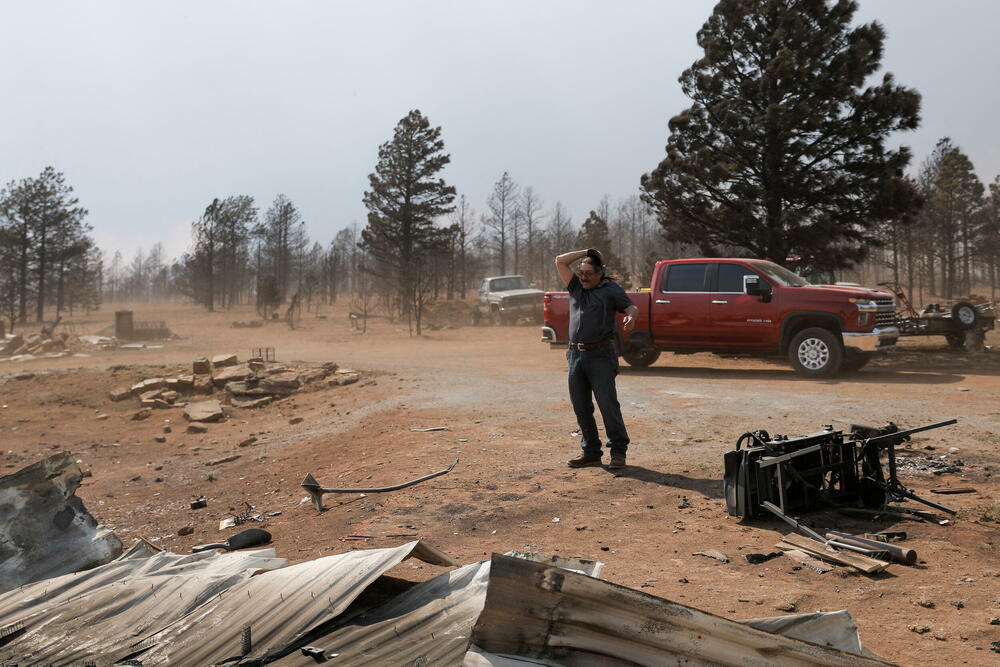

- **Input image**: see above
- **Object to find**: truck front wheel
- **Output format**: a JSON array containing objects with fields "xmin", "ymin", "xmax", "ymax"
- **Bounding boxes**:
[
  {"xmin": 789, "ymin": 327, "xmax": 843, "ymax": 377},
  {"xmin": 622, "ymin": 346, "xmax": 661, "ymax": 367}
]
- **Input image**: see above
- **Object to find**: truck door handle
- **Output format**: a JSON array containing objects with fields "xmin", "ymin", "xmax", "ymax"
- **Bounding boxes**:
[
  {"xmin": 655, "ymin": 299, "xmax": 671, "ymax": 304},
  {"xmin": 711, "ymin": 300, "xmax": 729, "ymax": 304}
]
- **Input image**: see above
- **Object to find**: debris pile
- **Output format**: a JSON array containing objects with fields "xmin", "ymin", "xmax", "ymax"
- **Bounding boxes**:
[
  {"xmin": 108, "ymin": 354, "xmax": 359, "ymax": 418},
  {"xmin": 0, "ymin": 327, "xmax": 111, "ymax": 362}
]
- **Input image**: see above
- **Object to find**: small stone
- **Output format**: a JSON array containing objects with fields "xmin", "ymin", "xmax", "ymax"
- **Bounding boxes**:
[
  {"xmin": 289, "ymin": 416, "xmax": 304, "ymax": 425},
  {"xmin": 908, "ymin": 625, "xmax": 931, "ymax": 634},
  {"xmin": 918, "ymin": 599, "xmax": 935, "ymax": 609},
  {"xmin": 193, "ymin": 375, "xmax": 214, "ymax": 394},
  {"xmin": 184, "ymin": 400, "xmax": 224, "ymax": 423},
  {"xmin": 154, "ymin": 436, "xmax": 167, "ymax": 443},
  {"xmin": 96, "ymin": 414, "xmax": 109, "ymax": 421},
  {"xmin": 163, "ymin": 426, "xmax": 172, "ymax": 433},
  {"xmin": 178, "ymin": 526, "xmax": 194, "ymax": 536},
  {"xmin": 239, "ymin": 436, "xmax": 258, "ymax": 447},
  {"xmin": 109, "ymin": 387, "xmax": 131, "ymax": 402},
  {"xmin": 186, "ymin": 423, "xmax": 209, "ymax": 434},
  {"xmin": 131, "ymin": 408, "xmax": 152, "ymax": 421},
  {"xmin": 600, "ymin": 546, "xmax": 610, "ymax": 552},
  {"xmin": 192, "ymin": 357, "xmax": 211, "ymax": 374},
  {"xmin": 212, "ymin": 354, "xmax": 238, "ymax": 368},
  {"xmin": 575, "ymin": 525, "xmax": 587, "ymax": 531},
  {"xmin": 678, "ymin": 577, "xmax": 689, "ymax": 583},
  {"xmin": 990, "ymin": 617, "xmax": 1000, "ymax": 626}
]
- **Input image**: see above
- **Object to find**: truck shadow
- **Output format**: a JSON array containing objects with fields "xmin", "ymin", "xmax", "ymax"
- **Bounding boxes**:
[
  {"xmin": 619, "ymin": 364, "xmax": 970, "ymax": 385},
  {"xmin": 611, "ymin": 465, "xmax": 724, "ymax": 499}
]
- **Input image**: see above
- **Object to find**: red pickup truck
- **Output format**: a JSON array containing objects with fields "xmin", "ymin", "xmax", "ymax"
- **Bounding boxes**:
[{"xmin": 541, "ymin": 258, "xmax": 899, "ymax": 377}]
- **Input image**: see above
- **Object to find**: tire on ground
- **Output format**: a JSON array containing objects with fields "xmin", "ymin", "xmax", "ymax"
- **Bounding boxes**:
[
  {"xmin": 622, "ymin": 345, "xmax": 661, "ymax": 367},
  {"xmin": 951, "ymin": 301, "xmax": 977, "ymax": 329},
  {"xmin": 788, "ymin": 327, "xmax": 843, "ymax": 377}
]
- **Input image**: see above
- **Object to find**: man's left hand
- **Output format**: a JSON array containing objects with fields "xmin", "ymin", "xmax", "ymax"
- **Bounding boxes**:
[{"xmin": 622, "ymin": 315, "xmax": 635, "ymax": 332}]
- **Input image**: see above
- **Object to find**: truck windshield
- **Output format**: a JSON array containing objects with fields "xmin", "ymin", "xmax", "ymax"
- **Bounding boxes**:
[
  {"xmin": 490, "ymin": 277, "xmax": 530, "ymax": 291},
  {"xmin": 751, "ymin": 261, "xmax": 811, "ymax": 287}
]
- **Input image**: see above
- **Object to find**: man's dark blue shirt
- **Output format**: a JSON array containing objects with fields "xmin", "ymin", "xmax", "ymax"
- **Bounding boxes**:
[{"xmin": 567, "ymin": 275, "xmax": 633, "ymax": 344}]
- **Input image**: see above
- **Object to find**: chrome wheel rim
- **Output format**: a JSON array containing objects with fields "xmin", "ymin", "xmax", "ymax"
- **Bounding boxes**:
[
  {"xmin": 957, "ymin": 307, "xmax": 975, "ymax": 325},
  {"xmin": 797, "ymin": 338, "xmax": 830, "ymax": 370}
]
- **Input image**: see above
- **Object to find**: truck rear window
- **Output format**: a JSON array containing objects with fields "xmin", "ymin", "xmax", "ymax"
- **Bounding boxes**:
[{"xmin": 663, "ymin": 264, "xmax": 708, "ymax": 292}]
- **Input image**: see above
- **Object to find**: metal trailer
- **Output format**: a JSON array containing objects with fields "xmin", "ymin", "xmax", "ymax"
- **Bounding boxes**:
[{"xmin": 876, "ymin": 281, "xmax": 995, "ymax": 350}]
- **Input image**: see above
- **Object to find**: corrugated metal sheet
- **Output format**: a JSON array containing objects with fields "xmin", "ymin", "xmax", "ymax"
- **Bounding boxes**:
[
  {"xmin": 467, "ymin": 554, "xmax": 890, "ymax": 666},
  {"xmin": 0, "ymin": 453, "xmax": 122, "ymax": 594},
  {"xmin": 124, "ymin": 540, "xmax": 458, "ymax": 665},
  {"xmin": 273, "ymin": 560, "xmax": 490, "ymax": 666},
  {"xmin": 0, "ymin": 540, "xmax": 284, "ymax": 664}
]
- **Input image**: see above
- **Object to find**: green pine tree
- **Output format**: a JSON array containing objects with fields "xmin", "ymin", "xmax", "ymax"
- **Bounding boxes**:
[
  {"xmin": 361, "ymin": 110, "xmax": 456, "ymax": 334},
  {"xmin": 640, "ymin": 0, "xmax": 922, "ymax": 271}
]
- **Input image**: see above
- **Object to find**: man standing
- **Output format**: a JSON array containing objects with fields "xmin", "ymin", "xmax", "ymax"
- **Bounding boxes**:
[{"xmin": 555, "ymin": 248, "xmax": 638, "ymax": 469}]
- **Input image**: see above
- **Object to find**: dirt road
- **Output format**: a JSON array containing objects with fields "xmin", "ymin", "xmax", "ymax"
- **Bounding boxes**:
[{"xmin": 2, "ymin": 302, "xmax": 998, "ymax": 664}]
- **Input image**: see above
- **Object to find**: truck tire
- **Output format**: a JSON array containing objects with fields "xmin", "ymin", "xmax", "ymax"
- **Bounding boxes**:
[
  {"xmin": 491, "ymin": 308, "xmax": 503, "ymax": 326},
  {"xmin": 951, "ymin": 301, "xmax": 977, "ymax": 329},
  {"xmin": 789, "ymin": 327, "xmax": 843, "ymax": 377},
  {"xmin": 622, "ymin": 346, "xmax": 661, "ymax": 367}
]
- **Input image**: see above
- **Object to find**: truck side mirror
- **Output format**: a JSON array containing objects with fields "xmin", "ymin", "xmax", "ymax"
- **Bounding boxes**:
[{"xmin": 744, "ymin": 275, "xmax": 772, "ymax": 302}]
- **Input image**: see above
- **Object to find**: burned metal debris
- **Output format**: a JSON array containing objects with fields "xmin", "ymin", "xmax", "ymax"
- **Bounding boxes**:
[
  {"xmin": 0, "ymin": 453, "xmax": 123, "ymax": 594},
  {"xmin": 301, "ymin": 459, "xmax": 460, "ymax": 511}
]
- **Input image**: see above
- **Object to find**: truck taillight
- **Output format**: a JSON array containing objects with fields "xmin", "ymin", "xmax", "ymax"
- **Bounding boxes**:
[{"xmin": 543, "ymin": 294, "xmax": 550, "ymax": 321}]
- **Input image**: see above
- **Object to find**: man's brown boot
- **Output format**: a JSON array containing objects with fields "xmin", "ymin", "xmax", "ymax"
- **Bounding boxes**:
[
  {"xmin": 608, "ymin": 453, "xmax": 627, "ymax": 470},
  {"xmin": 568, "ymin": 453, "xmax": 602, "ymax": 468}
]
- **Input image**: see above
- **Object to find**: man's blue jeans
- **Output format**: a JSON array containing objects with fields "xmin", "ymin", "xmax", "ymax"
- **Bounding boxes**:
[{"xmin": 567, "ymin": 346, "xmax": 629, "ymax": 455}]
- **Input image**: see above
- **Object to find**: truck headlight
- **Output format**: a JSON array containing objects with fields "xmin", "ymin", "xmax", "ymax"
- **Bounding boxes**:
[{"xmin": 850, "ymin": 299, "xmax": 878, "ymax": 327}]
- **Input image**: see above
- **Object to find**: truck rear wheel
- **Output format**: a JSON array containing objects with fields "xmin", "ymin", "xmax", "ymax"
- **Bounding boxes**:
[
  {"xmin": 622, "ymin": 346, "xmax": 661, "ymax": 367},
  {"xmin": 789, "ymin": 327, "xmax": 843, "ymax": 377}
]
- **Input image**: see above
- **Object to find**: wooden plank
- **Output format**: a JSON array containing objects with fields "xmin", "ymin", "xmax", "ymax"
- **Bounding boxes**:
[
  {"xmin": 777, "ymin": 546, "xmax": 833, "ymax": 573},
  {"xmin": 781, "ymin": 534, "xmax": 890, "ymax": 574}
]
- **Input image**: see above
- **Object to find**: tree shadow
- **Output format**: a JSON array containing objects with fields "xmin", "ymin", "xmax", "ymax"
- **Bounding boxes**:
[{"xmin": 610, "ymin": 465, "xmax": 724, "ymax": 499}]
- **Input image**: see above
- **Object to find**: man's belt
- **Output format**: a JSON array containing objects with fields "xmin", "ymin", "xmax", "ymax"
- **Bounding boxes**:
[{"xmin": 568, "ymin": 339, "xmax": 613, "ymax": 351}]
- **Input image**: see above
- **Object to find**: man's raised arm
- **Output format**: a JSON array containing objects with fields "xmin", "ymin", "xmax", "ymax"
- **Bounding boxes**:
[{"xmin": 554, "ymin": 249, "xmax": 589, "ymax": 287}]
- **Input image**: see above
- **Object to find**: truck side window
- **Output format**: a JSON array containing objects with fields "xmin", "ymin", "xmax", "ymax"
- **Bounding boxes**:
[
  {"xmin": 662, "ymin": 264, "xmax": 708, "ymax": 292},
  {"xmin": 716, "ymin": 264, "xmax": 758, "ymax": 293}
]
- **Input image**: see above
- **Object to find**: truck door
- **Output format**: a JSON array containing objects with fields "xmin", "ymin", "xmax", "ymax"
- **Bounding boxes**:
[
  {"xmin": 708, "ymin": 262, "xmax": 777, "ymax": 348},
  {"xmin": 652, "ymin": 262, "xmax": 712, "ymax": 347}
]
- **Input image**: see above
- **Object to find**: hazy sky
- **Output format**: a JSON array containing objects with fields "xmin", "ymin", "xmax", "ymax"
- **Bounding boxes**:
[{"xmin": 1, "ymin": 1, "xmax": 998, "ymax": 261}]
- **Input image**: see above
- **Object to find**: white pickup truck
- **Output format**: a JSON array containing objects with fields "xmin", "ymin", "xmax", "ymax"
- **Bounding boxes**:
[{"xmin": 470, "ymin": 275, "xmax": 544, "ymax": 325}]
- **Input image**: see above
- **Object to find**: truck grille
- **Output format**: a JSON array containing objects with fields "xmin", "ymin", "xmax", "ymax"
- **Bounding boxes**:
[
  {"xmin": 506, "ymin": 294, "xmax": 542, "ymax": 307},
  {"xmin": 875, "ymin": 298, "xmax": 896, "ymax": 327}
]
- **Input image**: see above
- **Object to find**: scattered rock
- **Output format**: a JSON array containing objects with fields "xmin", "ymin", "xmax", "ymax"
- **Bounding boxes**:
[
  {"xmin": 13, "ymin": 372, "xmax": 35, "ymax": 381},
  {"xmin": 238, "ymin": 436, "xmax": 258, "ymax": 447},
  {"xmin": 693, "ymin": 549, "xmax": 729, "ymax": 563},
  {"xmin": 260, "ymin": 372, "xmax": 301, "ymax": 394},
  {"xmin": 329, "ymin": 372, "xmax": 359, "ymax": 386},
  {"xmin": 776, "ymin": 602, "xmax": 797, "ymax": 612},
  {"xmin": 213, "ymin": 364, "xmax": 251, "ymax": 387},
  {"xmin": 190, "ymin": 496, "xmax": 207, "ymax": 509},
  {"xmin": 131, "ymin": 408, "xmax": 152, "ymax": 421},
  {"xmin": 163, "ymin": 425, "xmax": 172, "ymax": 434},
  {"xmin": 909, "ymin": 625, "xmax": 931, "ymax": 634},
  {"xmin": 990, "ymin": 617, "xmax": 1000, "ymax": 626},
  {"xmin": 96, "ymin": 414, "xmax": 109, "ymax": 421},
  {"xmin": 193, "ymin": 375, "xmax": 214, "ymax": 394},
  {"xmin": 184, "ymin": 400, "xmax": 224, "ymax": 423},
  {"xmin": 154, "ymin": 436, "xmax": 167, "ymax": 443},
  {"xmin": 192, "ymin": 357, "xmax": 211, "ymax": 374},
  {"xmin": 161, "ymin": 390, "xmax": 180, "ymax": 404},
  {"xmin": 230, "ymin": 396, "xmax": 273, "ymax": 409},
  {"xmin": 289, "ymin": 416, "xmax": 304, "ymax": 425},
  {"xmin": 205, "ymin": 454, "xmax": 241, "ymax": 466},
  {"xmin": 186, "ymin": 423, "xmax": 209, "ymax": 434},
  {"xmin": 141, "ymin": 398, "xmax": 173, "ymax": 409},
  {"xmin": 917, "ymin": 599, "xmax": 935, "ymax": 609},
  {"xmin": 140, "ymin": 388, "xmax": 164, "ymax": 402},
  {"xmin": 212, "ymin": 354, "xmax": 238, "ymax": 368},
  {"xmin": 109, "ymin": 387, "xmax": 131, "ymax": 402},
  {"xmin": 744, "ymin": 552, "xmax": 782, "ymax": 565},
  {"xmin": 178, "ymin": 526, "xmax": 193, "ymax": 536},
  {"xmin": 678, "ymin": 496, "xmax": 691, "ymax": 509}
]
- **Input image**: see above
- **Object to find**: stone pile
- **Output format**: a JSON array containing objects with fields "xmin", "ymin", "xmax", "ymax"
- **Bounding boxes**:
[
  {"xmin": 109, "ymin": 355, "xmax": 358, "ymax": 421},
  {"xmin": 0, "ymin": 329, "xmax": 106, "ymax": 362}
]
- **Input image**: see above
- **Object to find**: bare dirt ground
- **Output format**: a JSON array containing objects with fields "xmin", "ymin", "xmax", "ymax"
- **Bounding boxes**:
[{"xmin": 2, "ymin": 301, "xmax": 999, "ymax": 665}]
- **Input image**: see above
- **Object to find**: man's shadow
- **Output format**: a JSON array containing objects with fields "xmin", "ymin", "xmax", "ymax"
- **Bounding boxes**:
[{"xmin": 611, "ymin": 465, "xmax": 724, "ymax": 499}]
